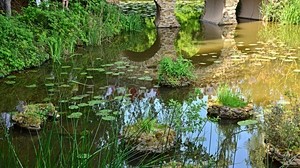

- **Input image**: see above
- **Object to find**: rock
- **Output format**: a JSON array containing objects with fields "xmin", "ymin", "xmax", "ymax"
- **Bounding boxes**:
[
  {"xmin": 207, "ymin": 100, "xmax": 253, "ymax": 120},
  {"xmin": 11, "ymin": 103, "xmax": 58, "ymax": 130},
  {"xmin": 123, "ymin": 123, "xmax": 176, "ymax": 153}
]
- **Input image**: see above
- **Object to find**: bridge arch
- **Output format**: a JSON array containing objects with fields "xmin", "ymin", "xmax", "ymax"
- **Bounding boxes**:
[{"xmin": 202, "ymin": 0, "xmax": 263, "ymax": 25}]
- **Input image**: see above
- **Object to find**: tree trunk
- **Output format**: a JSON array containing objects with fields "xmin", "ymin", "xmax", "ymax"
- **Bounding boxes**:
[{"xmin": 0, "ymin": 0, "xmax": 11, "ymax": 16}]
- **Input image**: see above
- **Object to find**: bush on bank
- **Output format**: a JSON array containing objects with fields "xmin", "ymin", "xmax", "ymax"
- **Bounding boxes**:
[{"xmin": 0, "ymin": 0, "xmax": 144, "ymax": 77}]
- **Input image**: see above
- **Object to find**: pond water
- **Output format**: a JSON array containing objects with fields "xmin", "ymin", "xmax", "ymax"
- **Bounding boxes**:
[{"xmin": 1, "ymin": 13, "xmax": 300, "ymax": 167}]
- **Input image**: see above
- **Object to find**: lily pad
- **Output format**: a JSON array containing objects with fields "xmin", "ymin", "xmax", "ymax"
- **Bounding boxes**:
[
  {"xmin": 237, "ymin": 120, "xmax": 258, "ymax": 126},
  {"xmin": 45, "ymin": 83, "xmax": 55, "ymax": 87},
  {"xmin": 68, "ymin": 105, "xmax": 79, "ymax": 110},
  {"xmin": 102, "ymin": 116, "xmax": 116, "ymax": 121},
  {"xmin": 5, "ymin": 81, "xmax": 16, "ymax": 85},
  {"xmin": 26, "ymin": 84, "xmax": 37, "ymax": 88},
  {"xmin": 6, "ymin": 75, "xmax": 16, "ymax": 79},
  {"xmin": 67, "ymin": 112, "xmax": 83, "ymax": 119}
]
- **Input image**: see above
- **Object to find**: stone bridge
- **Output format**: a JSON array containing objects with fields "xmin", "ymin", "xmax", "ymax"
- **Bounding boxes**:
[{"xmin": 155, "ymin": 0, "xmax": 262, "ymax": 27}]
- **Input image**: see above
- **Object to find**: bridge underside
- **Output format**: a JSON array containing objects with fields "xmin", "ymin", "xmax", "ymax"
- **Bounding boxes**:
[{"xmin": 202, "ymin": 0, "xmax": 262, "ymax": 25}]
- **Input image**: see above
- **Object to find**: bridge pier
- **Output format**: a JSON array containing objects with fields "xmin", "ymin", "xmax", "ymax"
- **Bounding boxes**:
[
  {"xmin": 154, "ymin": 0, "xmax": 180, "ymax": 28},
  {"xmin": 202, "ymin": 0, "xmax": 239, "ymax": 25}
]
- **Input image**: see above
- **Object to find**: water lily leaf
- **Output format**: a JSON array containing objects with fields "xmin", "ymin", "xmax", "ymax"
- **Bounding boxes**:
[
  {"xmin": 60, "ymin": 72, "xmax": 68, "ymax": 75},
  {"xmin": 78, "ymin": 103, "xmax": 89, "ymax": 107},
  {"xmin": 80, "ymin": 72, "xmax": 88, "ymax": 75},
  {"xmin": 102, "ymin": 116, "xmax": 116, "ymax": 121},
  {"xmin": 62, "ymin": 65, "xmax": 71, "ymax": 69},
  {"xmin": 71, "ymin": 96, "xmax": 84, "ymax": 100},
  {"xmin": 68, "ymin": 105, "xmax": 79, "ymax": 110},
  {"xmin": 7, "ymin": 75, "xmax": 16, "ymax": 79},
  {"xmin": 26, "ymin": 84, "xmax": 37, "ymax": 88},
  {"xmin": 59, "ymin": 100, "xmax": 69, "ymax": 103},
  {"xmin": 86, "ymin": 76, "xmax": 93, "ymax": 79},
  {"xmin": 88, "ymin": 100, "xmax": 105, "ymax": 106},
  {"xmin": 59, "ymin": 84, "xmax": 70, "ymax": 88},
  {"xmin": 93, "ymin": 96, "xmax": 102, "ymax": 99},
  {"xmin": 237, "ymin": 120, "xmax": 258, "ymax": 126},
  {"xmin": 48, "ymin": 88, "xmax": 56, "ymax": 92},
  {"xmin": 45, "ymin": 83, "xmax": 55, "ymax": 87},
  {"xmin": 293, "ymin": 69, "xmax": 300, "ymax": 73},
  {"xmin": 105, "ymin": 72, "xmax": 113, "ymax": 75},
  {"xmin": 5, "ymin": 81, "xmax": 16, "ymax": 85},
  {"xmin": 67, "ymin": 112, "xmax": 82, "ymax": 119}
]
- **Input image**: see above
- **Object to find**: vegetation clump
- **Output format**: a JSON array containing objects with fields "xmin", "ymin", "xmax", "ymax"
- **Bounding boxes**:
[
  {"xmin": 264, "ymin": 93, "xmax": 300, "ymax": 166},
  {"xmin": 207, "ymin": 85, "xmax": 253, "ymax": 120},
  {"xmin": 217, "ymin": 85, "xmax": 248, "ymax": 108},
  {"xmin": 12, "ymin": 103, "xmax": 58, "ymax": 130},
  {"xmin": 0, "ymin": 0, "xmax": 144, "ymax": 77},
  {"xmin": 123, "ymin": 118, "xmax": 176, "ymax": 153},
  {"xmin": 158, "ymin": 56, "xmax": 195, "ymax": 87},
  {"xmin": 262, "ymin": 0, "xmax": 300, "ymax": 24}
]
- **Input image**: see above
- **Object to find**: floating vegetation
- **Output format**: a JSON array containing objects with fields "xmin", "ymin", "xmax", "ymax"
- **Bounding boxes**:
[
  {"xmin": 67, "ymin": 112, "xmax": 83, "ymax": 119},
  {"xmin": 6, "ymin": 75, "xmax": 16, "ymax": 79},
  {"xmin": 102, "ymin": 116, "xmax": 116, "ymax": 121},
  {"xmin": 4, "ymin": 81, "xmax": 16, "ymax": 85},
  {"xmin": 45, "ymin": 83, "xmax": 55, "ymax": 87},
  {"xmin": 68, "ymin": 105, "xmax": 79, "ymax": 110},
  {"xmin": 46, "ymin": 76, "xmax": 55, "ymax": 80},
  {"xmin": 86, "ymin": 76, "xmax": 93, "ymax": 79},
  {"xmin": 59, "ymin": 100, "xmax": 69, "ymax": 103},
  {"xmin": 237, "ymin": 119, "xmax": 258, "ymax": 126},
  {"xmin": 59, "ymin": 84, "xmax": 70, "ymax": 88},
  {"xmin": 80, "ymin": 72, "xmax": 87, "ymax": 75},
  {"xmin": 26, "ymin": 84, "xmax": 37, "ymax": 88},
  {"xmin": 96, "ymin": 109, "xmax": 112, "ymax": 116},
  {"xmin": 71, "ymin": 96, "xmax": 84, "ymax": 100},
  {"xmin": 60, "ymin": 72, "xmax": 68, "ymax": 75},
  {"xmin": 62, "ymin": 65, "xmax": 71, "ymax": 69},
  {"xmin": 88, "ymin": 100, "xmax": 106, "ymax": 106},
  {"xmin": 48, "ymin": 88, "xmax": 56, "ymax": 92},
  {"xmin": 293, "ymin": 69, "xmax": 300, "ymax": 73},
  {"xmin": 105, "ymin": 72, "xmax": 113, "ymax": 75}
]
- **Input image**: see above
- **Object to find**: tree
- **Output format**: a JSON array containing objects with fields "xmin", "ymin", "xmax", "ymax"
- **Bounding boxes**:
[{"xmin": 0, "ymin": 0, "xmax": 11, "ymax": 16}]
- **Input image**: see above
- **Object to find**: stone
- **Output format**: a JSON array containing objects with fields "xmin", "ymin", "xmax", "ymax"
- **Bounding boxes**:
[
  {"xmin": 12, "ymin": 103, "xmax": 58, "ymax": 130},
  {"xmin": 207, "ymin": 99, "xmax": 253, "ymax": 120}
]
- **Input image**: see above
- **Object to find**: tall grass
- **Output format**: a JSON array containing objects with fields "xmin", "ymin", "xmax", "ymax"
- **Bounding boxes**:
[
  {"xmin": 261, "ymin": 0, "xmax": 300, "ymax": 24},
  {"xmin": 217, "ymin": 85, "xmax": 248, "ymax": 108}
]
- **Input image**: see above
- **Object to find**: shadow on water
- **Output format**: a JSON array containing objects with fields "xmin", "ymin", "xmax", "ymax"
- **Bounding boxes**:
[{"xmin": 0, "ymin": 15, "xmax": 300, "ymax": 167}]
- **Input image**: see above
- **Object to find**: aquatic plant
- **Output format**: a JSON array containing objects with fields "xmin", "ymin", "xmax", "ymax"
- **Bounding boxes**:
[
  {"xmin": 261, "ymin": 0, "xmax": 300, "ymax": 24},
  {"xmin": 0, "ymin": 0, "xmax": 144, "ymax": 77},
  {"xmin": 216, "ymin": 85, "xmax": 248, "ymax": 108},
  {"xmin": 264, "ymin": 103, "xmax": 300, "ymax": 166},
  {"xmin": 158, "ymin": 56, "xmax": 195, "ymax": 87}
]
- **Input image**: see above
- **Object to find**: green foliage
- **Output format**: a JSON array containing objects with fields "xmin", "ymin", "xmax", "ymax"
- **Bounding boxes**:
[
  {"xmin": 217, "ymin": 85, "xmax": 248, "ymax": 108},
  {"xmin": 264, "ymin": 104, "xmax": 300, "ymax": 154},
  {"xmin": 0, "ymin": 0, "xmax": 144, "ymax": 76},
  {"xmin": 261, "ymin": 0, "xmax": 300, "ymax": 24},
  {"xmin": 0, "ymin": 15, "xmax": 49, "ymax": 76},
  {"xmin": 158, "ymin": 56, "xmax": 195, "ymax": 87}
]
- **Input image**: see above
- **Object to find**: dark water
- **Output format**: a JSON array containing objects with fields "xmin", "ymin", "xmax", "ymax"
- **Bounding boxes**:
[{"xmin": 1, "ymin": 16, "xmax": 300, "ymax": 167}]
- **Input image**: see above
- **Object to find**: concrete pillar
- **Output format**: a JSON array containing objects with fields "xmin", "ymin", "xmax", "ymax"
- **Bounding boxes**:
[
  {"xmin": 202, "ymin": 0, "xmax": 239, "ymax": 25},
  {"xmin": 154, "ymin": 0, "xmax": 180, "ymax": 28}
]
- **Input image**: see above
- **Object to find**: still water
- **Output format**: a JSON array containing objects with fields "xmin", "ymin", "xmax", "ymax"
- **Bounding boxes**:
[{"xmin": 0, "ymin": 17, "xmax": 300, "ymax": 167}]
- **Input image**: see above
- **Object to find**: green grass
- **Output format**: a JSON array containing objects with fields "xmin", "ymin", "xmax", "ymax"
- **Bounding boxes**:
[
  {"xmin": 217, "ymin": 85, "xmax": 248, "ymax": 108},
  {"xmin": 158, "ymin": 56, "xmax": 195, "ymax": 87}
]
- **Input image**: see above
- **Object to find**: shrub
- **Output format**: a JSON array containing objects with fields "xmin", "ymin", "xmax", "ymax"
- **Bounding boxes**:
[
  {"xmin": 264, "ymin": 105, "xmax": 300, "ymax": 154},
  {"xmin": 216, "ymin": 85, "xmax": 248, "ymax": 108},
  {"xmin": 158, "ymin": 56, "xmax": 195, "ymax": 87},
  {"xmin": 0, "ymin": 15, "xmax": 49, "ymax": 77}
]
